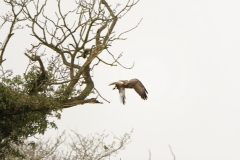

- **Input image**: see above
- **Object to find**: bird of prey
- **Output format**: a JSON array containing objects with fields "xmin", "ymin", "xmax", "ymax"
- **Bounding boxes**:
[{"xmin": 109, "ymin": 78, "xmax": 148, "ymax": 105}]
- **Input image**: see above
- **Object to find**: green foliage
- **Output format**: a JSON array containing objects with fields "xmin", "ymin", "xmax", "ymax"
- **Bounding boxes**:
[
  {"xmin": 0, "ymin": 77, "xmax": 61, "ymax": 158},
  {"xmin": 0, "ymin": 0, "xmax": 140, "ymax": 157},
  {"xmin": 23, "ymin": 65, "xmax": 47, "ymax": 95}
]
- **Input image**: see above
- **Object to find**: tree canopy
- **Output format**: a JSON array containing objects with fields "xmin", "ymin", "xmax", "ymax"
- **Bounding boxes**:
[{"xmin": 0, "ymin": 0, "xmax": 140, "ymax": 158}]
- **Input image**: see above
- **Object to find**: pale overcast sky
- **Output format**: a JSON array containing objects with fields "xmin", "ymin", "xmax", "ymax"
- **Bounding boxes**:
[{"xmin": 1, "ymin": 0, "xmax": 240, "ymax": 159}]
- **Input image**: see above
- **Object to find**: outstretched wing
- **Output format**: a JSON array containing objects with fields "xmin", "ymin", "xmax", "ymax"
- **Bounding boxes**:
[
  {"xmin": 130, "ymin": 79, "xmax": 148, "ymax": 100},
  {"xmin": 109, "ymin": 80, "xmax": 128, "ymax": 90},
  {"xmin": 109, "ymin": 81, "xmax": 118, "ymax": 86},
  {"xmin": 119, "ymin": 87, "xmax": 126, "ymax": 105},
  {"xmin": 109, "ymin": 81, "xmax": 121, "ymax": 90}
]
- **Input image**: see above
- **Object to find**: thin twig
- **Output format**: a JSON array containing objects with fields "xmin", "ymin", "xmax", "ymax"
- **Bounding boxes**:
[
  {"xmin": 169, "ymin": 145, "xmax": 176, "ymax": 160},
  {"xmin": 106, "ymin": 50, "xmax": 135, "ymax": 69},
  {"xmin": 97, "ymin": 56, "xmax": 117, "ymax": 67},
  {"xmin": 94, "ymin": 87, "xmax": 110, "ymax": 103},
  {"xmin": 117, "ymin": 18, "xmax": 143, "ymax": 39},
  {"xmin": 148, "ymin": 149, "xmax": 151, "ymax": 160}
]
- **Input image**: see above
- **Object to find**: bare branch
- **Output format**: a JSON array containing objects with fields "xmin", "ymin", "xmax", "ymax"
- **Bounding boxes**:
[
  {"xmin": 113, "ymin": 18, "xmax": 143, "ymax": 41},
  {"xmin": 94, "ymin": 87, "xmax": 110, "ymax": 103},
  {"xmin": 1, "ymin": 0, "xmax": 140, "ymax": 113},
  {"xmin": 68, "ymin": 130, "xmax": 132, "ymax": 160},
  {"xmin": 148, "ymin": 149, "xmax": 151, "ymax": 160},
  {"xmin": 169, "ymin": 145, "xmax": 176, "ymax": 160},
  {"xmin": 0, "ymin": 0, "xmax": 26, "ymax": 65},
  {"xmin": 0, "ymin": 1, "xmax": 141, "ymax": 157},
  {"xmin": 106, "ymin": 49, "xmax": 135, "ymax": 69}
]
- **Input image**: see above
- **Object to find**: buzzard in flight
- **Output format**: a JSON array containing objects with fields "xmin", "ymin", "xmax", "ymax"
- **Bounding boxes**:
[{"xmin": 109, "ymin": 78, "xmax": 148, "ymax": 105}]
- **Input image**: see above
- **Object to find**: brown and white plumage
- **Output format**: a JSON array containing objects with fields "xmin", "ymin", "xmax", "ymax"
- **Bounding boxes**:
[{"xmin": 109, "ymin": 78, "xmax": 148, "ymax": 104}]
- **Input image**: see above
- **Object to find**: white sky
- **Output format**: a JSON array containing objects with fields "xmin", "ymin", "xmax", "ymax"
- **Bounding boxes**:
[{"xmin": 1, "ymin": 0, "xmax": 240, "ymax": 159}]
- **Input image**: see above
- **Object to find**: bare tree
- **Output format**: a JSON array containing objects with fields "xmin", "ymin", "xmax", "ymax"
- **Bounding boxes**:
[
  {"xmin": 1, "ymin": 0, "xmax": 141, "ymax": 113},
  {"xmin": 5, "ymin": 132, "xmax": 65, "ymax": 160},
  {"xmin": 68, "ymin": 130, "xmax": 132, "ymax": 160},
  {"xmin": 0, "ymin": 0, "xmax": 141, "ymax": 157},
  {"xmin": 4, "ymin": 130, "xmax": 132, "ymax": 160}
]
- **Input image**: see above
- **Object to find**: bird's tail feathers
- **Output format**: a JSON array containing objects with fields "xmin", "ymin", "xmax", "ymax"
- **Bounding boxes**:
[{"xmin": 119, "ymin": 87, "xmax": 126, "ymax": 105}]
